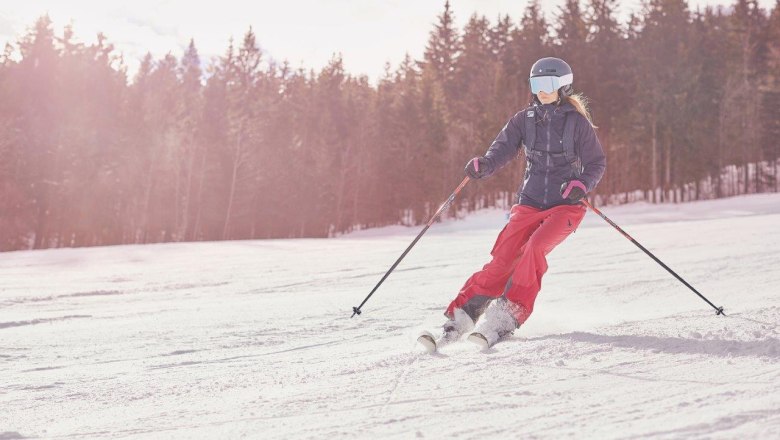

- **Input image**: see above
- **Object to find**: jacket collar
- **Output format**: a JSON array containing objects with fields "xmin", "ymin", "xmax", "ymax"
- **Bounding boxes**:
[
  {"xmin": 534, "ymin": 101, "xmax": 575, "ymax": 113},
  {"xmin": 533, "ymin": 101, "xmax": 575, "ymax": 122}
]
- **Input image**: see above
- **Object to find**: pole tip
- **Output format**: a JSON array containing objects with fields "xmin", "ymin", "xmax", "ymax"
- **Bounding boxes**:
[
  {"xmin": 351, "ymin": 306, "xmax": 361, "ymax": 318},
  {"xmin": 716, "ymin": 306, "xmax": 725, "ymax": 316}
]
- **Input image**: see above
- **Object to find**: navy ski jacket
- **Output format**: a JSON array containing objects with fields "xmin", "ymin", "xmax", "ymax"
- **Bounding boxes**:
[{"xmin": 483, "ymin": 102, "xmax": 606, "ymax": 209}]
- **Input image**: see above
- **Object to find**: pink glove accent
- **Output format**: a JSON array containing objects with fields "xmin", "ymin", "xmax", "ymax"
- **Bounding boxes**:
[
  {"xmin": 561, "ymin": 180, "xmax": 587, "ymax": 199},
  {"xmin": 473, "ymin": 158, "xmax": 479, "ymax": 173}
]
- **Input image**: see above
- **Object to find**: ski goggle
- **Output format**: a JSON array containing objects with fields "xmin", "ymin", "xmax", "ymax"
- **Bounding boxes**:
[{"xmin": 529, "ymin": 73, "xmax": 573, "ymax": 94}]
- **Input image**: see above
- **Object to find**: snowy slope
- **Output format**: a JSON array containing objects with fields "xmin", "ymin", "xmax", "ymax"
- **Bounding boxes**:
[{"xmin": 1, "ymin": 193, "xmax": 779, "ymax": 439}]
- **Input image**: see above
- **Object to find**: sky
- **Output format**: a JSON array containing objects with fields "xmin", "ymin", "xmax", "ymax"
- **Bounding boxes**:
[{"xmin": 0, "ymin": 0, "xmax": 776, "ymax": 83}]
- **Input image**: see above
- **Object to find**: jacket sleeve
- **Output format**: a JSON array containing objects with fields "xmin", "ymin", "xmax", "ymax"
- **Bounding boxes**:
[
  {"xmin": 575, "ymin": 115, "xmax": 606, "ymax": 192},
  {"xmin": 483, "ymin": 112, "xmax": 524, "ymax": 175}
]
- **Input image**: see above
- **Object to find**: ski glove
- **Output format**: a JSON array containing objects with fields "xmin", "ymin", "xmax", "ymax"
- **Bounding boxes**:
[
  {"xmin": 465, "ymin": 157, "xmax": 494, "ymax": 180},
  {"xmin": 560, "ymin": 179, "xmax": 587, "ymax": 202}
]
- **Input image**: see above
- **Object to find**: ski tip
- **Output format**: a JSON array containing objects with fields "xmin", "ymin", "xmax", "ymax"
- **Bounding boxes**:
[
  {"xmin": 467, "ymin": 332, "xmax": 490, "ymax": 350},
  {"xmin": 417, "ymin": 332, "xmax": 437, "ymax": 353}
]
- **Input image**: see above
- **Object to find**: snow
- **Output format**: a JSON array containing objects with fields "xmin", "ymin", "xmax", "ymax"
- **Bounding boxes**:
[{"xmin": 2, "ymin": 193, "xmax": 779, "ymax": 439}]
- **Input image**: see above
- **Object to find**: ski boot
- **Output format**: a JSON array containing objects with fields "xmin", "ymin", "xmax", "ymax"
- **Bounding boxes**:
[{"xmin": 468, "ymin": 298, "xmax": 524, "ymax": 349}]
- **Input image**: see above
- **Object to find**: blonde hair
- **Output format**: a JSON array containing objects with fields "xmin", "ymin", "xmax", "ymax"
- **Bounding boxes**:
[{"xmin": 565, "ymin": 93, "xmax": 597, "ymax": 128}]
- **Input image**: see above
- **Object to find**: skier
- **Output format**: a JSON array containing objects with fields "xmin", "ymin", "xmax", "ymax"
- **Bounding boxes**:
[{"xmin": 420, "ymin": 57, "xmax": 606, "ymax": 351}]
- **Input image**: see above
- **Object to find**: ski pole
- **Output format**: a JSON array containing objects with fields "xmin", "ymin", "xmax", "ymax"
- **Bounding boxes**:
[
  {"xmin": 581, "ymin": 199, "xmax": 725, "ymax": 316},
  {"xmin": 351, "ymin": 175, "xmax": 471, "ymax": 317}
]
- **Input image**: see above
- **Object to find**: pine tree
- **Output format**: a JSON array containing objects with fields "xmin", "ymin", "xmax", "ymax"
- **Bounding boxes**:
[
  {"xmin": 687, "ymin": 7, "xmax": 733, "ymax": 199},
  {"xmin": 222, "ymin": 28, "xmax": 264, "ymax": 240},
  {"xmin": 731, "ymin": 0, "xmax": 769, "ymax": 193},
  {"xmin": 199, "ymin": 42, "xmax": 231, "ymax": 240},
  {"xmin": 17, "ymin": 16, "xmax": 62, "ymax": 248},
  {"xmin": 177, "ymin": 39, "xmax": 204, "ymax": 241},
  {"xmin": 509, "ymin": 0, "xmax": 550, "ymax": 104},
  {"xmin": 633, "ymin": 0, "xmax": 696, "ymax": 201},
  {"xmin": 422, "ymin": 1, "xmax": 461, "ymax": 104},
  {"xmin": 0, "ymin": 49, "xmax": 31, "ymax": 250},
  {"xmin": 420, "ymin": 1, "xmax": 463, "ymax": 196},
  {"xmin": 581, "ymin": 0, "xmax": 628, "ymax": 197},
  {"xmin": 555, "ymin": 0, "xmax": 588, "ymax": 67},
  {"xmin": 60, "ymin": 29, "xmax": 126, "ymax": 246}
]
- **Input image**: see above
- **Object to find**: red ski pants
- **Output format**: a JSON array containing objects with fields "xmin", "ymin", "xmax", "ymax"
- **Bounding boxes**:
[{"xmin": 446, "ymin": 203, "xmax": 586, "ymax": 324}]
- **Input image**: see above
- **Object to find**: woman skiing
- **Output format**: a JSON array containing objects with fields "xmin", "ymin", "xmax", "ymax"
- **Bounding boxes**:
[{"xmin": 420, "ymin": 57, "xmax": 606, "ymax": 351}]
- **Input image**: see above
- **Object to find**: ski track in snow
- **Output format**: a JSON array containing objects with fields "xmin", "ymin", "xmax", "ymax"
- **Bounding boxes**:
[{"xmin": 1, "ymin": 193, "xmax": 780, "ymax": 439}]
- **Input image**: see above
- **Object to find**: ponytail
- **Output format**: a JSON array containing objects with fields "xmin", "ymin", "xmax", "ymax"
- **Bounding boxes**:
[{"xmin": 565, "ymin": 93, "xmax": 597, "ymax": 128}]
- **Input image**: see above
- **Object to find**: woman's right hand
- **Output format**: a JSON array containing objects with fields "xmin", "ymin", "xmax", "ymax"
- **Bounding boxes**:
[{"xmin": 465, "ymin": 157, "xmax": 493, "ymax": 179}]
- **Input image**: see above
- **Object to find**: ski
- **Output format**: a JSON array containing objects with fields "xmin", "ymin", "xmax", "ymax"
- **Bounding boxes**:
[
  {"xmin": 467, "ymin": 331, "xmax": 515, "ymax": 350},
  {"xmin": 418, "ymin": 330, "xmax": 510, "ymax": 352},
  {"xmin": 467, "ymin": 332, "xmax": 490, "ymax": 350},
  {"xmin": 416, "ymin": 331, "xmax": 438, "ymax": 353},
  {"xmin": 416, "ymin": 330, "xmax": 461, "ymax": 353}
]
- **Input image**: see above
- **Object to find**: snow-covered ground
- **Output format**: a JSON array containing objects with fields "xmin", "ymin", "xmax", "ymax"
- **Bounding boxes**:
[{"xmin": 2, "ymin": 193, "xmax": 779, "ymax": 439}]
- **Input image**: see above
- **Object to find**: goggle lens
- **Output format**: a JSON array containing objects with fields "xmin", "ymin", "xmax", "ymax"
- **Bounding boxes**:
[{"xmin": 529, "ymin": 76, "xmax": 560, "ymax": 94}]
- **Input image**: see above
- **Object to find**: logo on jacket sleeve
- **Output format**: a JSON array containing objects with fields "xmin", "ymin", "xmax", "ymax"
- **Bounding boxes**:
[{"xmin": 527, "ymin": 110, "xmax": 534, "ymax": 117}]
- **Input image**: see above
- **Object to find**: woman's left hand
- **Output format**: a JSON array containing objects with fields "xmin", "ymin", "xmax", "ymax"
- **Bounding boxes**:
[{"xmin": 560, "ymin": 179, "xmax": 587, "ymax": 201}]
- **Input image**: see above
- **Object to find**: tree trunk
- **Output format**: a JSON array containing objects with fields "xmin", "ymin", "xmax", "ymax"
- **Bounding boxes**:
[
  {"xmin": 180, "ymin": 139, "xmax": 195, "ymax": 241},
  {"xmin": 32, "ymin": 193, "xmax": 48, "ymax": 249},
  {"xmin": 664, "ymin": 130, "xmax": 671, "ymax": 202},
  {"xmin": 222, "ymin": 126, "xmax": 244, "ymax": 240},
  {"xmin": 651, "ymin": 114, "xmax": 658, "ymax": 203},
  {"xmin": 139, "ymin": 159, "xmax": 156, "ymax": 244}
]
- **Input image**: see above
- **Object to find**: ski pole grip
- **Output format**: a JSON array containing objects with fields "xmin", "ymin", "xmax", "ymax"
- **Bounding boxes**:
[{"xmin": 473, "ymin": 158, "xmax": 479, "ymax": 173}]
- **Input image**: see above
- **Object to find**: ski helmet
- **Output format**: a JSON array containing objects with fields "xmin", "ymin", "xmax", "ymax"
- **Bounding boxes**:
[{"xmin": 529, "ymin": 57, "xmax": 573, "ymax": 98}]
